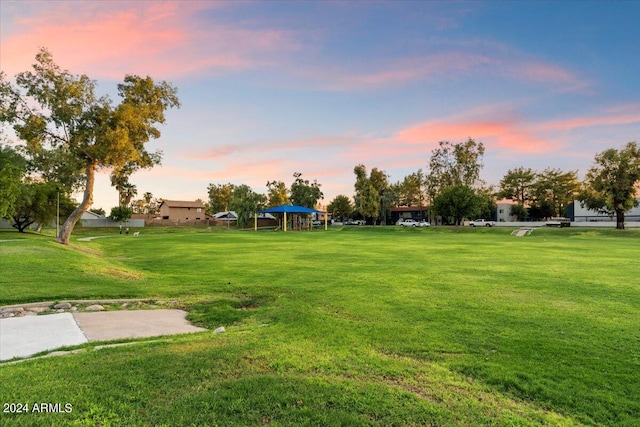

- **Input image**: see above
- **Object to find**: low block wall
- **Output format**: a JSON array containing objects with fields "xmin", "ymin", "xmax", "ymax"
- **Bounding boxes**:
[
  {"xmin": 495, "ymin": 221, "xmax": 640, "ymax": 228},
  {"xmin": 81, "ymin": 219, "xmax": 145, "ymax": 228}
]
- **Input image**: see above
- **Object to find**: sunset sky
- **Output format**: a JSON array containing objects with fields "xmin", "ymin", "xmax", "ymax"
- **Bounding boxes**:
[{"xmin": 1, "ymin": 1, "xmax": 639, "ymax": 211}]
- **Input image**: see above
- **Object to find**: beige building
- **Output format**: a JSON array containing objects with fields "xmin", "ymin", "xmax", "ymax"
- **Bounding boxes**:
[{"xmin": 158, "ymin": 200, "xmax": 206, "ymax": 222}]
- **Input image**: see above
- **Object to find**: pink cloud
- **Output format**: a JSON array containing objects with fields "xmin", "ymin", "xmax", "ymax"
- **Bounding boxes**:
[
  {"xmin": 155, "ymin": 158, "xmax": 323, "ymax": 187},
  {"xmin": 540, "ymin": 112, "xmax": 640, "ymax": 132},
  {"xmin": 508, "ymin": 61, "xmax": 588, "ymax": 90},
  {"xmin": 390, "ymin": 118, "xmax": 556, "ymax": 155},
  {"xmin": 133, "ymin": 164, "xmax": 219, "ymax": 181},
  {"xmin": 298, "ymin": 52, "xmax": 492, "ymax": 90},
  {"xmin": 2, "ymin": 2, "xmax": 586, "ymax": 94},
  {"xmin": 294, "ymin": 49, "xmax": 585, "ymax": 92},
  {"xmin": 349, "ymin": 104, "xmax": 637, "ymax": 172},
  {"xmin": 186, "ymin": 135, "xmax": 355, "ymax": 161},
  {"xmin": 0, "ymin": 2, "xmax": 298, "ymax": 79}
]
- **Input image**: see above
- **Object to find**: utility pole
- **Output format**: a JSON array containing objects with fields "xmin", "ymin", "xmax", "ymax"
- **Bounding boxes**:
[{"xmin": 56, "ymin": 187, "xmax": 60, "ymax": 238}]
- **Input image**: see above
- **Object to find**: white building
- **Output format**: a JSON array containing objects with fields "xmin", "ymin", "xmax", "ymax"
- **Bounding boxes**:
[
  {"xmin": 496, "ymin": 201, "xmax": 518, "ymax": 222},
  {"xmin": 570, "ymin": 199, "xmax": 640, "ymax": 223}
]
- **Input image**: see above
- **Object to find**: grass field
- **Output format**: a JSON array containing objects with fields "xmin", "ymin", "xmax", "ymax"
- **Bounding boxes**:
[{"xmin": 1, "ymin": 226, "xmax": 639, "ymax": 426}]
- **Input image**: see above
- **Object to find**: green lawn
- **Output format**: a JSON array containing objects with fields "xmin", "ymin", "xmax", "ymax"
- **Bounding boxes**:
[{"xmin": 1, "ymin": 226, "xmax": 639, "ymax": 426}]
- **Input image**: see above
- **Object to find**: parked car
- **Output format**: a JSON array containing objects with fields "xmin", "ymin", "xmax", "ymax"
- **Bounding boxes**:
[
  {"xmin": 469, "ymin": 219, "xmax": 496, "ymax": 227},
  {"xmin": 546, "ymin": 217, "xmax": 570, "ymax": 227},
  {"xmin": 346, "ymin": 219, "xmax": 365, "ymax": 225},
  {"xmin": 398, "ymin": 219, "xmax": 429, "ymax": 227}
]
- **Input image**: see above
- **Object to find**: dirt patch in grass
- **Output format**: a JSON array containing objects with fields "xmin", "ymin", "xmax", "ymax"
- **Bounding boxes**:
[
  {"xmin": 186, "ymin": 295, "xmax": 273, "ymax": 329},
  {"xmin": 100, "ymin": 268, "xmax": 144, "ymax": 280}
]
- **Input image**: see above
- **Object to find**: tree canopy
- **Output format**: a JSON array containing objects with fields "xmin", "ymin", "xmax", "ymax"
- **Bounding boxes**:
[
  {"xmin": 229, "ymin": 184, "xmax": 266, "ymax": 227},
  {"xmin": 432, "ymin": 184, "xmax": 484, "ymax": 226},
  {"xmin": 0, "ymin": 143, "xmax": 27, "ymax": 219},
  {"xmin": 533, "ymin": 168, "xmax": 579, "ymax": 218},
  {"xmin": 131, "ymin": 192, "xmax": 159, "ymax": 216},
  {"xmin": 427, "ymin": 138, "xmax": 485, "ymax": 199},
  {"xmin": 353, "ymin": 164, "xmax": 383, "ymax": 224},
  {"xmin": 579, "ymin": 141, "xmax": 640, "ymax": 229},
  {"xmin": 396, "ymin": 169, "xmax": 427, "ymax": 207},
  {"xmin": 207, "ymin": 183, "xmax": 236, "ymax": 214},
  {"xmin": 498, "ymin": 166, "xmax": 580, "ymax": 220},
  {"xmin": 352, "ymin": 165, "xmax": 396, "ymax": 224},
  {"xmin": 327, "ymin": 195, "xmax": 353, "ymax": 221},
  {"xmin": 0, "ymin": 48, "xmax": 179, "ymax": 244},
  {"xmin": 266, "ymin": 180, "xmax": 290, "ymax": 207},
  {"xmin": 109, "ymin": 205, "xmax": 133, "ymax": 224},
  {"xmin": 11, "ymin": 181, "xmax": 74, "ymax": 232},
  {"xmin": 290, "ymin": 172, "xmax": 323, "ymax": 208},
  {"xmin": 498, "ymin": 167, "xmax": 537, "ymax": 206}
]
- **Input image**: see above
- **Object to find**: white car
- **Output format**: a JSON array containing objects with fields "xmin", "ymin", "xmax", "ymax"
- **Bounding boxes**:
[
  {"xmin": 399, "ymin": 219, "xmax": 430, "ymax": 227},
  {"xmin": 469, "ymin": 219, "xmax": 495, "ymax": 227}
]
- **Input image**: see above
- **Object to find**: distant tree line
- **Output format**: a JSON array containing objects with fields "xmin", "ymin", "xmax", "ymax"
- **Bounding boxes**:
[{"xmin": 324, "ymin": 138, "xmax": 639, "ymax": 229}]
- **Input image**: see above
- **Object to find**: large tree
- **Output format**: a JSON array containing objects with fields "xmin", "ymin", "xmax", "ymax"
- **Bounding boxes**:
[
  {"xmin": 397, "ymin": 169, "xmax": 427, "ymax": 207},
  {"xmin": 0, "ymin": 144, "xmax": 27, "ymax": 219},
  {"xmin": 229, "ymin": 185, "xmax": 266, "ymax": 228},
  {"xmin": 353, "ymin": 164, "xmax": 391, "ymax": 224},
  {"xmin": 131, "ymin": 192, "xmax": 158, "ymax": 215},
  {"xmin": 533, "ymin": 168, "xmax": 579, "ymax": 218},
  {"xmin": 579, "ymin": 141, "xmax": 640, "ymax": 229},
  {"xmin": 207, "ymin": 183, "xmax": 236, "ymax": 214},
  {"xmin": 290, "ymin": 172, "xmax": 323, "ymax": 208},
  {"xmin": 427, "ymin": 138, "xmax": 485, "ymax": 199},
  {"xmin": 327, "ymin": 195, "xmax": 353, "ymax": 221},
  {"xmin": 370, "ymin": 167, "xmax": 392, "ymax": 224},
  {"xmin": 109, "ymin": 205, "xmax": 133, "ymax": 225},
  {"xmin": 498, "ymin": 167, "xmax": 537, "ymax": 205},
  {"xmin": 266, "ymin": 180, "xmax": 290, "ymax": 207},
  {"xmin": 432, "ymin": 184, "xmax": 483, "ymax": 226},
  {"xmin": 0, "ymin": 48, "xmax": 179, "ymax": 244},
  {"xmin": 353, "ymin": 164, "xmax": 368, "ymax": 218},
  {"xmin": 11, "ymin": 181, "xmax": 69, "ymax": 232},
  {"xmin": 358, "ymin": 181, "xmax": 380, "ymax": 223}
]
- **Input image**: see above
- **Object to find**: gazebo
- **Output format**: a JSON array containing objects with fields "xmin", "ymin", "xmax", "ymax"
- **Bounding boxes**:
[{"xmin": 255, "ymin": 205, "xmax": 327, "ymax": 231}]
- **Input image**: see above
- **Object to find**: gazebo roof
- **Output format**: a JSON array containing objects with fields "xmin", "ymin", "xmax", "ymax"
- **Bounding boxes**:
[{"xmin": 259, "ymin": 205, "xmax": 323, "ymax": 214}]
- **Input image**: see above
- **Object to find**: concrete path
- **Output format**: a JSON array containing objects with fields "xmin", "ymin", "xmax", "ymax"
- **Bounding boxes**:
[
  {"xmin": 0, "ymin": 313, "xmax": 88, "ymax": 361},
  {"xmin": 76, "ymin": 235, "xmax": 120, "ymax": 242},
  {"xmin": 0, "ymin": 309, "xmax": 207, "ymax": 361},
  {"xmin": 73, "ymin": 309, "xmax": 207, "ymax": 341}
]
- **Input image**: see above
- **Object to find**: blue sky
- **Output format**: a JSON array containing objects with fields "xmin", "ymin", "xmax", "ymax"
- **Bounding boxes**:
[{"xmin": 1, "ymin": 1, "xmax": 638, "ymax": 210}]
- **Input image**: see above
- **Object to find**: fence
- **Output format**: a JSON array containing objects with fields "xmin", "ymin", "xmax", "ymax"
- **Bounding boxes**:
[{"xmin": 80, "ymin": 218, "xmax": 145, "ymax": 228}]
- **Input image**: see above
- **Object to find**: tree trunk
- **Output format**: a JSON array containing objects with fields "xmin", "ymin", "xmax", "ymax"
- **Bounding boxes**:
[
  {"xmin": 12, "ymin": 216, "xmax": 35, "ymax": 233},
  {"xmin": 57, "ymin": 162, "xmax": 96, "ymax": 244},
  {"xmin": 616, "ymin": 209, "xmax": 625, "ymax": 230}
]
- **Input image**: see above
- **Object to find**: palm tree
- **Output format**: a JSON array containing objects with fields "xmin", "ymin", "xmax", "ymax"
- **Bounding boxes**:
[
  {"xmin": 121, "ymin": 183, "xmax": 138, "ymax": 208},
  {"xmin": 143, "ymin": 192, "xmax": 154, "ymax": 216}
]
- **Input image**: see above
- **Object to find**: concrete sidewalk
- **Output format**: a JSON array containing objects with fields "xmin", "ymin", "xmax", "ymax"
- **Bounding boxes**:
[
  {"xmin": 0, "ymin": 309, "xmax": 207, "ymax": 361},
  {"xmin": 0, "ymin": 313, "xmax": 88, "ymax": 361}
]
